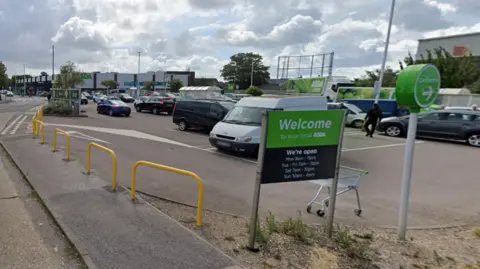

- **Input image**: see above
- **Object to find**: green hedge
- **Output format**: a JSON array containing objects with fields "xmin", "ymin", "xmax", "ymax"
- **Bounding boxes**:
[{"xmin": 43, "ymin": 101, "xmax": 73, "ymax": 116}]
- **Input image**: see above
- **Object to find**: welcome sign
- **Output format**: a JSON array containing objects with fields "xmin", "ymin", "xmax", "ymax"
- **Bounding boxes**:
[{"xmin": 261, "ymin": 110, "xmax": 345, "ymax": 184}]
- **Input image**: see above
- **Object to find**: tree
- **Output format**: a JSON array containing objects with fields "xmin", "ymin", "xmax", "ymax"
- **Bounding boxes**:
[
  {"xmin": 245, "ymin": 86, "xmax": 263, "ymax": 96},
  {"xmin": 220, "ymin": 52, "xmax": 270, "ymax": 90},
  {"xmin": 142, "ymin": 81, "xmax": 154, "ymax": 90},
  {"xmin": 354, "ymin": 67, "xmax": 398, "ymax": 87},
  {"xmin": 401, "ymin": 47, "xmax": 480, "ymax": 91},
  {"xmin": 53, "ymin": 61, "xmax": 84, "ymax": 89},
  {"xmin": 40, "ymin": 71, "xmax": 48, "ymax": 76},
  {"xmin": 170, "ymin": 79, "xmax": 183, "ymax": 92},
  {"xmin": 101, "ymin": 80, "xmax": 119, "ymax": 89},
  {"xmin": 0, "ymin": 62, "xmax": 8, "ymax": 89}
]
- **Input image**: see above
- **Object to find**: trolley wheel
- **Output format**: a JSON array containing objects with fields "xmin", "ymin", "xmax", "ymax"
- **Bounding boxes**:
[
  {"xmin": 324, "ymin": 200, "xmax": 329, "ymax": 207},
  {"xmin": 306, "ymin": 205, "xmax": 312, "ymax": 213},
  {"xmin": 316, "ymin": 210, "xmax": 325, "ymax": 217},
  {"xmin": 354, "ymin": 209, "xmax": 362, "ymax": 216}
]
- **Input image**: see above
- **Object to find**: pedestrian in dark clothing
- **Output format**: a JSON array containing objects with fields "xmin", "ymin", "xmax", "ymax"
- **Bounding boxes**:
[
  {"xmin": 47, "ymin": 92, "xmax": 52, "ymax": 102},
  {"xmin": 364, "ymin": 104, "xmax": 382, "ymax": 137}
]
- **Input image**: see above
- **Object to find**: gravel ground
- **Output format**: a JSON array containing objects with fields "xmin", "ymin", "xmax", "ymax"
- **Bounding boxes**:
[{"xmin": 143, "ymin": 194, "xmax": 480, "ymax": 269}]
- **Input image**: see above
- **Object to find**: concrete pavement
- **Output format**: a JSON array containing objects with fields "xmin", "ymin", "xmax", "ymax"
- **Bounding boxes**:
[
  {"xmin": 38, "ymin": 110, "xmax": 480, "ymax": 228},
  {"xmin": 1, "ymin": 135, "xmax": 239, "ymax": 269}
]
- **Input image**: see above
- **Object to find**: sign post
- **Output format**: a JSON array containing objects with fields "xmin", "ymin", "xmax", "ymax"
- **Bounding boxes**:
[
  {"xmin": 246, "ymin": 109, "xmax": 346, "ymax": 251},
  {"xmin": 395, "ymin": 64, "xmax": 440, "ymax": 240}
]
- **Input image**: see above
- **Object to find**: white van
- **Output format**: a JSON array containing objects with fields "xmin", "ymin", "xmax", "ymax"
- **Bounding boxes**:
[
  {"xmin": 327, "ymin": 102, "xmax": 367, "ymax": 128},
  {"xmin": 209, "ymin": 96, "xmax": 328, "ymax": 154}
]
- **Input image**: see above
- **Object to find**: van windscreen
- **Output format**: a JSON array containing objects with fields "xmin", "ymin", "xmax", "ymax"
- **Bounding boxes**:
[{"xmin": 222, "ymin": 106, "xmax": 269, "ymax": 126}]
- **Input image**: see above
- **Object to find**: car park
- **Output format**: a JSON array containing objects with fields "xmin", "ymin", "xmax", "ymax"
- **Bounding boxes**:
[
  {"xmin": 209, "ymin": 95, "xmax": 328, "ymax": 154},
  {"xmin": 97, "ymin": 100, "xmax": 131, "ymax": 117},
  {"xmin": 377, "ymin": 110, "xmax": 480, "ymax": 147},
  {"xmin": 328, "ymin": 102, "xmax": 366, "ymax": 128},
  {"xmin": 172, "ymin": 99, "xmax": 234, "ymax": 132},
  {"xmin": 93, "ymin": 94, "xmax": 106, "ymax": 103},
  {"xmin": 135, "ymin": 96, "xmax": 175, "ymax": 115}
]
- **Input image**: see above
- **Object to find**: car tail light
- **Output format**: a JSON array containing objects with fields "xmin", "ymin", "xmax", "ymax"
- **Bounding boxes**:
[
  {"xmin": 159, "ymin": 100, "xmax": 164, "ymax": 104},
  {"xmin": 113, "ymin": 106, "xmax": 118, "ymax": 108}
]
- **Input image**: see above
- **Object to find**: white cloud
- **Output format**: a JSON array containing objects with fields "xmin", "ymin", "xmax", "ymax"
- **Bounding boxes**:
[{"xmin": 1, "ymin": 0, "xmax": 479, "ymax": 81}]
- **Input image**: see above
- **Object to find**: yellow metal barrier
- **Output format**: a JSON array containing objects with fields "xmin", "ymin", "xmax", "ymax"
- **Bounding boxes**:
[
  {"xmin": 33, "ymin": 120, "xmax": 45, "ymax": 144},
  {"xmin": 131, "ymin": 161, "xmax": 205, "ymax": 227},
  {"xmin": 32, "ymin": 116, "xmax": 37, "ymax": 135},
  {"xmin": 37, "ymin": 107, "xmax": 43, "ymax": 122},
  {"xmin": 87, "ymin": 142, "xmax": 118, "ymax": 191},
  {"xmin": 53, "ymin": 128, "xmax": 71, "ymax": 161}
]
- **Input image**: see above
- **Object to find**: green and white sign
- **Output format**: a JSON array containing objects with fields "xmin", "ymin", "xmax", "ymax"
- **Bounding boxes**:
[
  {"xmin": 284, "ymin": 77, "xmax": 327, "ymax": 94},
  {"xmin": 395, "ymin": 64, "xmax": 440, "ymax": 112},
  {"xmin": 260, "ymin": 110, "xmax": 345, "ymax": 184}
]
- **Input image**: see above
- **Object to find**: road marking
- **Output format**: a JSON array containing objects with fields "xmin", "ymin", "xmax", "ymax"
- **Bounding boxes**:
[
  {"xmin": 342, "ymin": 141, "xmax": 424, "ymax": 152},
  {"xmin": 167, "ymin": 129, "xmax": 208, "ymax": 138},
  {"xmin": 65, "ymin": 131, "xmax": 111, "ymax": 144},
  {"xmin": 42, "ymin": 123, "xmax": 191, "ymax": 147},
  {"xmin": 10, "ymin": 115, "xmax": 27, "ymax": 134},
  {"xmin": 196, "ymin": 148, "xmax": 258, "ymax": 164},
  {"xmin": 1, "ymin": 115, "xmax": 23, "ymax": 135}
]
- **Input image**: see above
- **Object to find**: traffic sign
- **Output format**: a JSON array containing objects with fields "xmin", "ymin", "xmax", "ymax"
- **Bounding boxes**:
[{"xmin": 395, "ymin": 64, "xmax": 440, "ymax": 112}]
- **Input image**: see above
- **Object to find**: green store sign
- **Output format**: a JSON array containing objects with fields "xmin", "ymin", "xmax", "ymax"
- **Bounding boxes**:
[{"xmin": 285, "ymin": 77, "xmax": 326, "ymax": 94}]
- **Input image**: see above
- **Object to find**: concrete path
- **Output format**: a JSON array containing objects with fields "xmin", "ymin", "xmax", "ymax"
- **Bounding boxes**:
[
  {"xmin": 1, "ymin": 135, "xmax": 239, "ymax": 269},
  {"xmin": 0, "ymin": 154, "xmax": 69, "ymax": 268}
]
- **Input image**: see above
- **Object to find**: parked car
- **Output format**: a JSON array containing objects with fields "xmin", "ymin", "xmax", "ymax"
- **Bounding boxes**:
[
  {"xmin": 173, "ymin": 100, "xmax": 235, "ymax": 132},
  {"xmin": 377, "ymin": 110, "xmax": 480, "ymax": 147},
  {"xmin": 328, "ymin": 102, "xmax": 367, "ymax": 128},
  {"xmin": 97, "ymin": 100, "xmax": 131, "ymax": 117},
  {"xmin": 133, "ymin": 96, "xmax": 149, "ymax": 109},
  {"xmin": 135, "ymin": 96, "xmax": 175, "ymax": 115},
  {"xmin": 118, "ymin": 93, "xmax": 135, "ymax": 103},
  {"xmin": 82, "ymin": 91, "xmax": 93, "ymax": 100},
  {"xmin": 6, "ymin": 91, "xmax": 14, "ymax": 97},
  {"xmin": 93, "ymin": 94, "xmax": 106, "ymax": 103},
  {"xmin": 81, "ymin": 94, "xmax": 88, "ymax": 105}
]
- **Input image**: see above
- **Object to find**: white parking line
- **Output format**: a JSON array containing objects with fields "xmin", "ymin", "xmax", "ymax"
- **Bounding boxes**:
[
  {"xmin": 10, "ymin": 115, "xmax": 27, "ymax": 134},
  {"xmin": 1, "ymin": 115, "xmax": 23, "ymax": 135},
  {"xmin": 167, "ymin": 129, "xmax": 209, "ymax": 138},
  {"xmin": 342, "ymin": 141, "xmax": 424, "ymax": 152}
]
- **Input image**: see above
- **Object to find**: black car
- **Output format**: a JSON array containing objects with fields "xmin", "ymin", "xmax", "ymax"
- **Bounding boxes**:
[
  {"xmin": 135, "ymin": 96, "xmax": 175, "ymax": 115},
  {"xmin": 118, "ymin": 93, "xmax": 135, "ymax": 103},
  {"xmin": 377, "ymin": 110, "xmax": 480, "ymax": 147},
  {"xmin": 172, "ymin": 100, "xmax": 234, "ymax": 132}
]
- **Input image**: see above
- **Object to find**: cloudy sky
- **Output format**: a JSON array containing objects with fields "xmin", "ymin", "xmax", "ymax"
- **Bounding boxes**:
[{"xmin": 0, "ymin": 0, "xmax": 479, "ymax": 80}]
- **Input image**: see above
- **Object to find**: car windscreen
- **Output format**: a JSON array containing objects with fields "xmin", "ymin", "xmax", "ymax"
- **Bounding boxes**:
[
  {"xmin": 218, "ymin": 101, "xmax": 235, "ymax": 111},
  {"xmin": 222, "ymin": 106, "xmax": 269, "ymax": 126}
]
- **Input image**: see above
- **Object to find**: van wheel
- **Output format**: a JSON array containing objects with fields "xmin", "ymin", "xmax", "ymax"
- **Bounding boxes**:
[
  {"xmin": 178, "ymin": 120, "xmax": 188, "ymax": 131},
  {"xmin": 352, "ymin": 120, "xmax": 364, "ymax": 128}
]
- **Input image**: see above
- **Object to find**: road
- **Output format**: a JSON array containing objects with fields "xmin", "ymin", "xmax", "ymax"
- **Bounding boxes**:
[
  {"xmin": 17, "ymin": 102, "xmax": 480, "ymax": 227},
  {"xmin": 0, "ymin": 96, "xmax": 46, "ymax": 136}
]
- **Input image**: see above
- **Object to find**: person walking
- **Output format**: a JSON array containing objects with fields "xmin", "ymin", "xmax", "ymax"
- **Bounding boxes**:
[
  {"xmin": 364, "ymin": 104, "xmax": 383, "ymax": 138},
  {"xmin": 47, "ymin": 91, "xmax": 52, "ymax": 102}
]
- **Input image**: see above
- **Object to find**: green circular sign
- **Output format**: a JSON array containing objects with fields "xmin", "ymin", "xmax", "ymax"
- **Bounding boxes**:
[{"xmin": 395, "ymin": 64, "xmax": 441, "ymax": 112}]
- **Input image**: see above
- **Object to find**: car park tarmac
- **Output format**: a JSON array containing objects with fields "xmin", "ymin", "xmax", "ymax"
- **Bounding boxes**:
[{"xmin": 37, "ymin": 102, "xmax": 480, "ymax": 228}]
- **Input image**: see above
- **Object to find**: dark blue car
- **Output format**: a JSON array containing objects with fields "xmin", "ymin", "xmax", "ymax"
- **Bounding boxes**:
[{"xmin": 97, "ymin": 100, "xmax": 131, "ymax": 117}]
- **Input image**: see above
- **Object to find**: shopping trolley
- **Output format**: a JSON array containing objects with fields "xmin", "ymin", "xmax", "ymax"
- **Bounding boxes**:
[{"xmin": 306, "ymin": 166, "xmax": 369, "ymax": 217}]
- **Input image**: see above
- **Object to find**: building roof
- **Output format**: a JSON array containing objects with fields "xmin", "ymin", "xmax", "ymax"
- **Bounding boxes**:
[{"xmin": 418, "ymin": 32, "xmax": 480, "ymax": 42}]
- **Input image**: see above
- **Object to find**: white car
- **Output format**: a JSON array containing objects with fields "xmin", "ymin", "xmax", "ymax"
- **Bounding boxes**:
[
  {"xmin": 93, "ymin": 94, "xmax": 106, "ymax": 103},
  {"xmin": 6, "ymin": 91, "xmax": 14, "ymax": 97},
  {"xmin": 328, "ymin": 102, "xmax": 367, "ymax": 128}
]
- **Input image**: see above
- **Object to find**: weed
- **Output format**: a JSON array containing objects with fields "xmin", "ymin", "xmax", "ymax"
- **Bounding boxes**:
[
  {"xmin": 255, "ymin": 219, "xmax": 270, "ymax": 245},
  {"xmin": 333, "ymin": 225, "xmax": 371, "ymax": 260},
  {"xmin": 266, "ymin": 212, "xmax": 277, "ymax": 234},
  {"xmin": 472, "ymin": 227, "xmax": 480, "ymax": 238},
  {"xmin": 433, "ymin": 250, "xmax": 444, "ymax": 266},
  {"xmin": 278, "ymin": 217, "xmax": 313, "ymax": 245}
]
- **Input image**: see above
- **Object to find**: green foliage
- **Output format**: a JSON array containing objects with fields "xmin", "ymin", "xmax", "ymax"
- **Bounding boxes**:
[
  {"xmin": 43, "ymin": 100, "xmax": 73, "ymax": 116},
  {"xmin": 0, "ymin": 62, "xmax": 8, "ymax": 89},
  {"xmin": 220, "ymin": 52, "xmax": 270, "ymax": 89},
  {"xmin": 53, "ymin": 61, "xmax": 84, "ymax": 89},
  {"xmin": 101, "ymin": 80, "xmax": 119, "ymax": 89},
  {"xmin": 245, "ymin": 86, "xmax": 263, "ymax": 96},
  {"xmin": 402, "ymin": 47, "xmax": 480, "ymax": 89},
  {"xmin": 354, "ymin": 67, "xmax": 398, "ymax": 87},
  {"xmin": 333, "ymin": 225, "xmax": 372, "ymax": 260},
  {"xmin": 142, "ymin": 81, "xmax": 154, "ymax": 90},
  {"xmin": 170, "ymin": 79, "xmax": 184, "ymax": 92}
]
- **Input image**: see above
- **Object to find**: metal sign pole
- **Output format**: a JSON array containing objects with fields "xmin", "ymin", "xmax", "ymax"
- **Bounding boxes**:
[
  {"xmin": 325, "ymin": 110, "xmax": 347, "ymax": 238},
  {"xmin": 247, "ymin": 112, "xmax": 268, "ymax": 252}
]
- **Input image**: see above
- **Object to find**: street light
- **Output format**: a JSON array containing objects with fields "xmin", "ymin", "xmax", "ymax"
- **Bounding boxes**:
[{"xmin": 374, "ymin": 0, "xmax": 396, "ymax": 104}]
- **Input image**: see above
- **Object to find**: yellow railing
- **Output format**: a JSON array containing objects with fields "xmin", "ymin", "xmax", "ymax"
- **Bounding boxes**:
[
  {"xmin": 33, "ymin": 120, "xmax": 45, "ymax": 144},
  {"xmin": 87, "ymin": 142, "xmax": 118, "ymax": 191},
  {"xmin": 131, "ymin": 161, "xmax": 205, "ymax": 227},
  {"xmin": 53, "ymin": 128, "xmax": 71, "ymax": 161},
  {"xmin": 32, "ymin": 116, "xmax": 37, "ymax": 135}
]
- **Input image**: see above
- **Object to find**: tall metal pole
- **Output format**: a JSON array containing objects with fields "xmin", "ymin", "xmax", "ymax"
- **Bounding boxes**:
[
  {"xmin": 52, "ymin": 45, "xmax": 55, "ymax": 84},
  {"xmin": 374, "ymin": 0, "xmax": 396, "ymax": 104},
  {"xmin": 23, "ymin": 64, "xmax": 26, "ymax": 96},
  {"xmin": 250, "ymin": 61, "xmax": 254, "ymax": 87}
]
